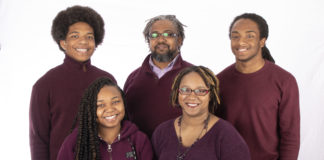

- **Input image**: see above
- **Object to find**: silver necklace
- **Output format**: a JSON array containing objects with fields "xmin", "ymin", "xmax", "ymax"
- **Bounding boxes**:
[{"xmin": 176, "ymin": 114, "xmax": 210, "ymax": 160}]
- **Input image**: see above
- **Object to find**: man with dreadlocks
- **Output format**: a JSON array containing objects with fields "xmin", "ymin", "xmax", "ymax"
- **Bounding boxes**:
[
  {"xmin": 57, "ymin": 77, "xmax": 153, "ymax": 160},
  {"xmin": 29, "ymin": 6, "xmax": 116, "ymax": 160},
  {"xmin": 217, "ymin": 13, "xmax": 300, "ymax": 160},
  {"xmin": 123, "ymin": 15, "xmax": 193, "ymax": 138}
]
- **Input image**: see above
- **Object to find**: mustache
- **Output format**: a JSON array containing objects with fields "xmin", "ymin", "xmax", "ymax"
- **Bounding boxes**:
[{"xmin": 154, "ymin": 43, "xmax": 169, "ymax": 49}]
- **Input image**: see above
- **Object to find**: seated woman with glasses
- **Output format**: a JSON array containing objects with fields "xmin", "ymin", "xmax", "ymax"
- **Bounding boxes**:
[
  {"xmin": 57, "ymin": 77, "xmax": 153, "ymax": 160},
  {"xmin": 152, "ymin": 66, "xmax": 251, "ymax": 160}
]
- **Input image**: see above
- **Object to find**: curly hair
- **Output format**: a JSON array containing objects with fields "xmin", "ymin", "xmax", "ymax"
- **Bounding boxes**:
[
  {"xmin": 229, "ymin": 13, "xmax": 275, "ymax": 63},
  {"xmin": 51, "ymin": 5, "xmax": 105, "ymax": 51},
  {"xmin": 72, "ymin": 77, "xmax": 127, "ymax": 160},
  {"xmin": 143, "ymin": 15, "xmax": 186, "ymax": 43},
  {"xmin": 170, "ymin": 66, "xmax": 221, "ymax": 115}
]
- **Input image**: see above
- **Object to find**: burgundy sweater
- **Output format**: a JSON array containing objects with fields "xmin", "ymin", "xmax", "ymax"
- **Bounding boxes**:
[
  {"xmin": 123, "ymin": 54, "xmax": 192, "ymax": 138},
  {"xmin": 29, "ymin": 56, "xmax": 116, "ymax": 160},
  {"xmin": 57, "ymin": 120, "xmax": 153, "ymax": 160},
  {"xmin": 152, "ymin": 118, "xmax": 251, "ymax": 160},
  {"xmin": 217, "ymin": 60, "xmax": 300, "ymax": 160}
]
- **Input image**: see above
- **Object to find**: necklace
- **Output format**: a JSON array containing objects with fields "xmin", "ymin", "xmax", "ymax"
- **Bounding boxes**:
[{"xmin": 176, "ymin": 114, "xmax": 210, "ymax": 160}]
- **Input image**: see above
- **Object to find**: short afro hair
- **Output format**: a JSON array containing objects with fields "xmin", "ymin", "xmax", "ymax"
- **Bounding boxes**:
[{"xmin": 51, "ymin": 5, "xmax": 105, "ymax": 51}]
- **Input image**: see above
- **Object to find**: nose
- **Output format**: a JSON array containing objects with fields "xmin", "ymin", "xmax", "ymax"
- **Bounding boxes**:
[
  {"xmin": 78, "ymin": 36, "xmax": 89, "ymax": 44},
  {"xmin": 238, "ymin": 37, "xmax": 247, "ymax": 46}
]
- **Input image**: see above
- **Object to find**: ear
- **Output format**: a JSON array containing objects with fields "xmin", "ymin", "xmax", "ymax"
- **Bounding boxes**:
[
  {"xmin": 260, "ymin": 37, "xmax": 266, "ymax": 48},
  {"xmin": 177, "ymin": 37, "xmax": 183, "ymax": 47},
  {"xmin": 59, "ymin": 40, "xmax": 67, "ymax": 51}
]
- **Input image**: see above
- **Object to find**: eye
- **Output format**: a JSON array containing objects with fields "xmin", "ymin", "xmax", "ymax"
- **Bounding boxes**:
[
  {"xmin": 194, "ymin": 89, "xmax": 209, "ymax": 96},
  {"xmin": 87, "ymin": 35, "xmax": 94, "ymax": 40},
  {"xmin": 97, "ymin": 103, "xmax": 104, "ymax": 107},
  {"xmin": 231, "ymin": 35, "xmax": 239, "ymax": 40},
  {"xmin": 70, "ymin": 35, "xmax": 79, "ymax": 39},
  {"xmin": 150, "ymin": 33, "xmax": 158, "ymax": 38},
  {"xmin": 247, "ymin": 34, "xmax": 255, "ymax": 39},
  {"xmin": 112, "ymin": 100, "xmax": 120, "ymax": 105},
  {"xmin": 179, "ymin": 87, "xmax": 191, "ymax": 94},
  {"xmin": 162, "ymin": 33, "xmax": 170, "ymax": 37}
]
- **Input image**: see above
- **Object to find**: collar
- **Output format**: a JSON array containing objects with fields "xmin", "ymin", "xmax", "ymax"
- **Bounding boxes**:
[
  {"xmin": 63, "ymin": 55, "xmax": 91, "ymax": 72},
  {"xmin": 149, "ymin": 54, "xmax": 179, "ymax": 78},
  {"xmin": 143, "ymin": 53, "xmax": 184, "ymax": 74}
]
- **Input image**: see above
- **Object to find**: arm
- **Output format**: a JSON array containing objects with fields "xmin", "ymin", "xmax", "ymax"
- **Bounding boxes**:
[
  {"xmin": 136, "ymin": 134, "xmax": 153, "ymax": 160},
  {"xmin": 278, "ymin": 76, "xmax": 300, "ymax": 160},
  {"xmin": 29, "ymin": 84, "xmax": 51, "ymax": 160}
]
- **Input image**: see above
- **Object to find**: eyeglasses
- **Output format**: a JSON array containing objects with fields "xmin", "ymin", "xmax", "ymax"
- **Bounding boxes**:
[
  {"xmin": 178, "ymin": 87, "xmax": 209, "ymax": 96},
  {"xmin": 148, "ymin": 32, "xmax": 177, "ymax": 39}
]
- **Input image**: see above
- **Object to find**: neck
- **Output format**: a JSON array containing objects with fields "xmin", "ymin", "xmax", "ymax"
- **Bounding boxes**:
[
  {"xmin": 181, "ymin": 112, "xmax": 210, "ymax": 127},
  {"xmin": 235, "ymin": 56, "xmax": 265, "ymax": 74},
  {"xmin": 98, "ymin": 124, "xmax": 121, "ymax": 144}
]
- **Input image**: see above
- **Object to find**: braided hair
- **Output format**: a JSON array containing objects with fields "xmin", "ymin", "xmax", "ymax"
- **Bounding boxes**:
[
  {"xmin": 170, "ymin": 66, "xmax": 221, "ymax": 115},
  {"xmin": 72, "ymin": 77, "xmax": 127, "ymax": 160},
  {"xmin": 229, "ymin": 13, "xmax": 275, "ymax": 63}
]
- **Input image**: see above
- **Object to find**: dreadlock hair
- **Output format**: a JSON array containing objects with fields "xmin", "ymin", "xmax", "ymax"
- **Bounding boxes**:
[
  {"xmin": 170, "ymin": 66, "xmax": 221, "ymax": 115},
  {"xmin": 143, "ymin": 15, "xmax": 186, "ymax": 45},
  {"xmin": 51, "ymin": 5, "xmax": 105, "ymax": 51},
  {"xmin": 229, "ymin": 13, "xmax": 275, "ymax": 63},
  {"xmin": 72, "ymin": 77, "xmax": 128, "ymax": 160}
]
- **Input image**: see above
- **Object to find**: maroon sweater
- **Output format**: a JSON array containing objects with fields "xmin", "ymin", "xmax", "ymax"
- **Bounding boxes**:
[
  {"xmin": 152, "ymin": 118, "xmax": 251, "ymax": 160},
  {"xmin": 29, "ymin": 56, "xmax": 116, "ymax": 160},
  {"xmin": 57, "ymin": 120, "xmax": 153, "ymax": 160},
  {"xmin": 217, "ymin": 60, "xmax": 300, "ymax": 160},
  {"xmin": 123, "ymin": 54, "xmax": 192, "ymax": 138}
]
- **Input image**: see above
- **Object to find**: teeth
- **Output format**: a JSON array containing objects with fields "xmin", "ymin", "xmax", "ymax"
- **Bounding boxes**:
[
  {"xmin": 187, "ymin": 103, "xmax": 198, "ymax": 107},
  {"xmin": 238, "ymin": 48, "xmax": 247, "ymax": 52},
  {"xmin": 76, "ymin": 48, "xmax": 88, "ymax": 52},
  {"xmin": 105, "ymin": 115, "xmax": 116, "ymax": 120}
]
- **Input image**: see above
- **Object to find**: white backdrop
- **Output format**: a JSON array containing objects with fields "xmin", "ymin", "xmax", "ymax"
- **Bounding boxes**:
[{"xmin": 0, "ymin": 0, "xmax": 323, "ymax": 159}]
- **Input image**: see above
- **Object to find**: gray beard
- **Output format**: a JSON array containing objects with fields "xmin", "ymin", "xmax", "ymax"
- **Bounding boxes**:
[{"xmin": 151, "ymin": 50, "xmax": 177, "ymax": 62}]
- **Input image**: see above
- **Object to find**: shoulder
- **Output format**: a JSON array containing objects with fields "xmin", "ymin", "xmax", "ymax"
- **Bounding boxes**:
[
  {"xmin": 89, "ymin": 65, "xmax": 117, "ymax": 82},
  {"xmin": 32, "ymin": 64, "xmax": 64, "ymax": 89},
  {"xmin": 265, "ymin": 62, "xmax": 298, "ymax": 87},
  {"xmin": 152, "ymin": 119, "xmax": 174, "ymax": 139},
  {"xmin": 216, "ymin": 63, "xmax": 236, "ymax": 80},
  {"xmin": 57, "ymin": 129, "xmax": 78, "ymax": 159}
]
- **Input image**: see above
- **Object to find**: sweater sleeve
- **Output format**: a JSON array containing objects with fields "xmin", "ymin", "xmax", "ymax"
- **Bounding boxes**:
[
  {"xmin": 56, "ymin": 130, "xmax": 77, "ymax": 160},
  {"xmin": 278, "ymin": 76, "xmax": 300, "ymax": 160},
  {"xmin": 136, "ymin": 133, "xmax": 153, "ymax": 160},
  {"xmin": 29, "ymin": 83, "xmax": 51, "ymax": 160}
]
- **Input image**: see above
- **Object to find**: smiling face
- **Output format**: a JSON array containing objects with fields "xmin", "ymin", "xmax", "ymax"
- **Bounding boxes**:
[
  {"xmin": 230, "ymin": 18, "xmax": 266, "ymax": 63},
  {"xmin": 178, "ymin": 72, "xmax": 210, "ymax": 118},
  {"xmin": 149, "ymin": 20, "xmax": 182, "ymax": 63},
  {"xmin": 96, "ymin": 85, "xmax": 125, "ymax": 130},
  {"xmin": 60, "ymin": 22, "xmax": 95, "ymax": 62}
]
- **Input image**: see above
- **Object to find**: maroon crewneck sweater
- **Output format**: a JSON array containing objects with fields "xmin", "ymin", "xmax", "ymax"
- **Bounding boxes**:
[
  {"xmin": 217, "ymin": 60, "xmax": 300, "ymax": 160},
  {"xmin": 124, "ymin": 54, "xmax": 192, "ymax": 138},
  {"xmin": 29, "ymin": 55, "xmax": 116, "ymax": 160}
]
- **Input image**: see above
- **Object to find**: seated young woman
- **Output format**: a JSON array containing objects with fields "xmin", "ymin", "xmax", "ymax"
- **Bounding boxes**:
[
  {"xmin": 57, "ymin": 77, "xmax": 153, "ymax": 160},
  {"xmin": 152, "ymin": 66, "xmax": 251, "ymax": 160}
]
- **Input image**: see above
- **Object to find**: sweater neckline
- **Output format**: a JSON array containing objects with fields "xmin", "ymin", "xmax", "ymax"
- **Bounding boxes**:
[
  {"xmin": 63, "ymin": 55, "xmax": 91, "ymax": 71},
  {"xmin": 233, "ymin": 60, "xmax": 270, "ymax": 78}
]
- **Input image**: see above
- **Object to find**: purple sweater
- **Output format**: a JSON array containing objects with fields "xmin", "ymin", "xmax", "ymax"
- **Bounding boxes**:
[
  {"xmin": 152, "ymin": 118, "xmax": 251, "ymax": 160},
  {"xmin": 217, "ymin": 60, "xmax": 300, "ymax": 160},
  {"xmin": 29, "ymin": 56, "xmax": 116, "ymax": 160},
  {"xmin": 57, "ymin": 120, "xmax": 153, "ymax": 160},
  {"xmin": 123, "ymin": 54, "xmax": 192, "ymax": 138}
]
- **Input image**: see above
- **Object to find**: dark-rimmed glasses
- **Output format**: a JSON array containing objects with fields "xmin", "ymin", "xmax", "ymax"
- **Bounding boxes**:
[
  {"xmin": 148, "ymin": 32, "xmax": 177, "ymax": 39},
  {"xmin": 178, "ymin": 87, "xmax": 209, "ymax": 96}
]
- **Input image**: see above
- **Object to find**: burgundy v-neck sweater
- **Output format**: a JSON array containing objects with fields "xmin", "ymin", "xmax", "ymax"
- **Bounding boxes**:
[
  {"xmin": 29, "ymin": 56, "xmax": 116, "ymax": 160},
  {"xmin": 124, "ymin": 54, "xmax": 193, "ymax": 138}
]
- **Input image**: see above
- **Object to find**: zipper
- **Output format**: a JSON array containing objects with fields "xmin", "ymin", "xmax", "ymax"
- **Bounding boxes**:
[
  {"xmin": 107, "ymin": 144, "xmax": 112, "ymax": 160},
  {"xmin": 106, "ymin": 134, "xmax": 120, "ymax": 160}
]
